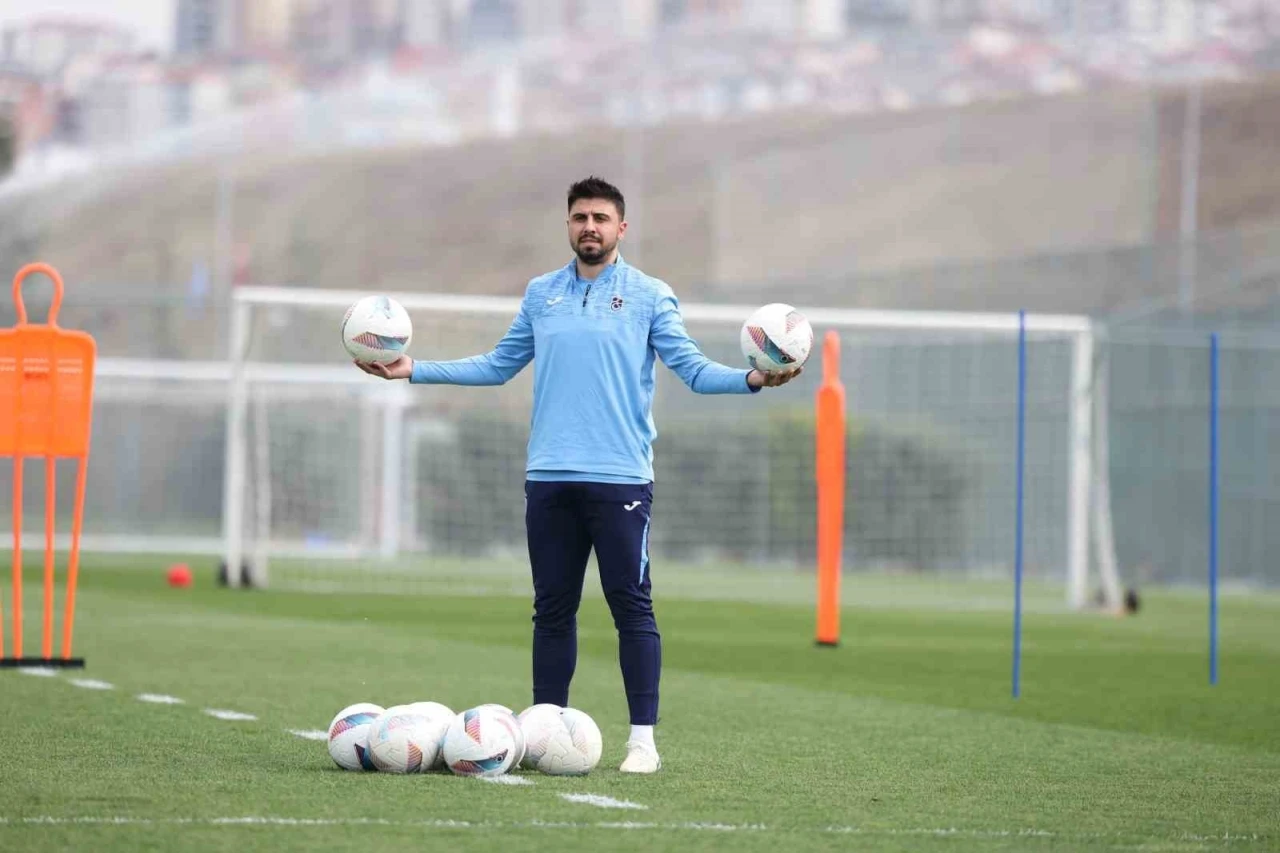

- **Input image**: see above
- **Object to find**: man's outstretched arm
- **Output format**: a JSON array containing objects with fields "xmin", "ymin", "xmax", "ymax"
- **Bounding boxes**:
[
  {"xmin": 356, "ymin": 301, "xmax": 534, "ymax": 385},
  {"xmin": 649, "ymin": 286, "xmax": 800, "ymax": 393}
]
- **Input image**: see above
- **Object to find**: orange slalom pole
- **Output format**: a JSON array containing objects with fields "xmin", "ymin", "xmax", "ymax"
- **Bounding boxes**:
[{"xmin": 815, "ymin": 331, "xmax": 846, "ymax": 647}]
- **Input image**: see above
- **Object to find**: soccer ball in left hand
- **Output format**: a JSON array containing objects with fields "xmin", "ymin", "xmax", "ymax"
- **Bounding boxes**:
[
  {"xmin": 740, "ymin": 303, "xmax": 813, "ymax": 373},
  {"xmin": 342, "ymin": 295, "xmax": 412, "ymax": 364}
]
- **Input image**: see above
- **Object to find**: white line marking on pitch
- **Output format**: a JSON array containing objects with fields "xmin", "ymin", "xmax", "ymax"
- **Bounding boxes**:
[
  {"xmin": 559, "ymin": 793, "xmax": 648, "ymax": 810},
  {"xmin": 0, "ymin": 817, "xmax": 1085, "ymax": 838},
  {"xmin": 826, "ymin": 826, "xmax": 1058, "ymax": 838},
  {"xmin": 204, "ymin": 709, "xmax": 257, "ymax": 721},
  {"xmin": 287, "ymin": 730, "xmax": 328, "ymax": 741},
  {"xmin": 13, "ymin": 816, "xmax": 1252, "ymax": 843},
  {"xmin": 68, "ymin": 678, "xmax": 114, "ymax": 690},
  {"xmin": 481, "ymin": 775, "xmax": 534, "ymax": 786},
  {"xmin": 21, "ymin": 816, "xmax": 1263, "ymax": 844},
  {"xmin": 137, "ymin": 694, "xmax": 185, "ymax": 705},
  {"xmin": 17, "ymin": 667, "xmax": 58, "ymax": 677}
]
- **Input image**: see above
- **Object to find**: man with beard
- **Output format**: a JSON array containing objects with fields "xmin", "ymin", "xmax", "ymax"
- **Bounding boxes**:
[{"xmin": 357, "ymin": 176, "xmax": 800, "ymax": 773}]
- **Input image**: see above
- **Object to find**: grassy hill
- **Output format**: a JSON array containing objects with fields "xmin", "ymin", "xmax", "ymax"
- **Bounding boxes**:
[{"xmin": 3, "ymin": 76, "xmax": 1280, "ymax": 357}]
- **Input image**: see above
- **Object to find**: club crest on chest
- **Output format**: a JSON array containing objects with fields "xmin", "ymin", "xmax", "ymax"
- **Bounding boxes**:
[{"xmin": 610, "ymin": 295, "xmax": 624, "ymax": 312}]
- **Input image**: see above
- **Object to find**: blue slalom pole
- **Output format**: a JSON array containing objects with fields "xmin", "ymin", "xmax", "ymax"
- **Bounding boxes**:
[
  {"xmin": 1209, "ymin": 333, "xmax": 1220, "ymax": 686},
  {"xmin": 1013, "ymin": 310, "xmax": 1027, "ymax": 699}
]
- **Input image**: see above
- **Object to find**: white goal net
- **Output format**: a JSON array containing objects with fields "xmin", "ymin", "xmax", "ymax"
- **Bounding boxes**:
[{"xmin": 217, "ymin": 286, "xmax": 1107, "ymax": 605}]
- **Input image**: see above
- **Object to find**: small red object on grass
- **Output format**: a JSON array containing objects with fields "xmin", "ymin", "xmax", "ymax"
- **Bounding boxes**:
[{"xmin": 167, "ymin": 564, "xmax": 192, "ymax": 588}]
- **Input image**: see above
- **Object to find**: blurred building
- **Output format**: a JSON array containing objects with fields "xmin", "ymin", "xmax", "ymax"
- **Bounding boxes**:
[
  {"xmin": 175, "ymin": 0, "xmax": 402, "ymax": 58},
  {"xmin": 175, "ymin": 0, "xmax": 231, "ymax": 55},
  {"xmin": 242, "ymin": 0, "xmax": 295, "ymax": 52},
  {"xmin": 842, "ymin": 0, "xmax": 1211, "ymax": 39},
  {"xmin": 0, "ymin": 64, "xmax": 55, "ymax": 162},
  {"xmin": 288, "ymin": 0, "xmax": 401, "ymax": 59},
  {"xmin": 0, "ymin": 19, "xmax": 137, "ymax": 155},
  {"xmin": 1, "ymin": 18, "xmax": 136, "ymax": 77},
  {"xmin": 414, "ymin": 0, "xmax": 850, "ymax": 44},
  {"xmin": 401, "ymin": 0, "xmax": 451, "ymax": 46},
  {"xmin": 0, "ymin": 0, "xmax": 1272, "ymax": 168},
  {"xmin": 74, "ymin": 60, "xmax": 171, "ymax": 148},
  {"xmin": 512, "ymin": 0, "xmax": 574, "ymax": 41},
  {"xmin": 348, "ymin": 0, "xmax": 403, "ymax": 54}
]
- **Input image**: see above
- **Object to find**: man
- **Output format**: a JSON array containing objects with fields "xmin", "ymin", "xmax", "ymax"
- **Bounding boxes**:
[{"xmin": 358, "ymin": 176, "xmax": 800, "ymax": 773}]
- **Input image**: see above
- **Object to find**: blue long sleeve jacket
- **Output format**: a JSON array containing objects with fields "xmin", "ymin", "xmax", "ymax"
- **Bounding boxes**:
[{"xmin": 410, "ymin": 257, "xmax": 755, "ymax": 482}]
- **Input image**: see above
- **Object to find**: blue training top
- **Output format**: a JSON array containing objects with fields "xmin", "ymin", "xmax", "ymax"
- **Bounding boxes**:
[{"xmin": 410, "ymin": 256, "xmax": 756, "ymax": 483}]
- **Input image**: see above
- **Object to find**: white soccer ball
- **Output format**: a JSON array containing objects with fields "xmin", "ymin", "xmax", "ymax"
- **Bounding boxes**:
[
  {"xmin": 740, "ymin": 303, "xmax": 813, "ymax": 373},
  {"xmin": 342, "ymin": 295, "xmax": 412, "ymax": 364},
  {"xmin": 442, "ymin": 706, "xmax": 520, "ymax": 777},
  {"xmin": 409, "ymin": 700, "xmax": 455, "ymax": 719},
  {"xmin": 477, "ymin": 704, "xmax": 525, "ymax": 768},
  {"xmin": 407, "ymin": 701, "xmax": 455, "ymax": 770},
  {"xmin": 518, "ymin": 705, "xmax": 602, "ymax": 776},
  {"xmin": 517, "ymin": 703, "xmax": 564, "ymax": 770},
  {"xmin": 367, "ymin": 704, "xmax": 439, "ymax": 773},
  {"xmin": 326, "ymin": 702, "xmax": 384, "ymax": 771}
]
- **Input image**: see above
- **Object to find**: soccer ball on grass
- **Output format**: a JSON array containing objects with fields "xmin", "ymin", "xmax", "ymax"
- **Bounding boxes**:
[
  {"xmin": 326, "ymin": 702, "xmax": 384, "ymax": 771},
  {"xmin": 442, "ymin": 706, "xmax": 521, "ymax": 777},
  {"xmin": 367, "ymin": 704, "xmax": 445, "ymax": 773},
  {"xmin": 517, "ymin": 704, "xmax": 602, "ymax": 776}
]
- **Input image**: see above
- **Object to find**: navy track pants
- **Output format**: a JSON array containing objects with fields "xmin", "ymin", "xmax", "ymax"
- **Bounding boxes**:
[{"xmin": 525, "ymin": 480, "xmax": 659, "ymax": 725}]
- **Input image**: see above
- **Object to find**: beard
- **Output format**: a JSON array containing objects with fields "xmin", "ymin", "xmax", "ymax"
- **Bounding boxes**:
[{"xmin": 573, "ymin": 235, "xmax": 615, "ymax": 265}]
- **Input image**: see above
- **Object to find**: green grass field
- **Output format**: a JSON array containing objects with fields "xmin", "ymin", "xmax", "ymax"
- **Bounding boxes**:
[{"xmin": 1, "ymin": 555, "xmax": 1277, "ymax": 852}]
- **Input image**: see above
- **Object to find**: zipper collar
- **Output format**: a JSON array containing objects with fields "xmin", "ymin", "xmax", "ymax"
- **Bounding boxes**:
[{"xmin": 570, "ymin": 254, "xmax": 625, "ymax": 290}]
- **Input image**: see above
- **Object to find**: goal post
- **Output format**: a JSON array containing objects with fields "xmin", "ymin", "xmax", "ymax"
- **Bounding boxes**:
[{"xmin": 222, "ymin": 285, "xmax": 1110, "ymax": 605}]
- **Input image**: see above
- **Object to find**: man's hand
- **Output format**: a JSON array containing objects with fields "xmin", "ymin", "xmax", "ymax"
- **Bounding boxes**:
[
  {"xmin": 747, "ymin": 366, "xmax": 803, "ymax": 389},
  {"xmin": 355, "ymin": 354, "xmax": 412, "ymax": 380}
]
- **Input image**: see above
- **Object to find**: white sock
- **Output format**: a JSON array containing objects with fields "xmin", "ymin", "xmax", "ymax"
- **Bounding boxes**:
[{"xmin": 629, "ymin": 725, "xmax": 655, "ymax": 749}]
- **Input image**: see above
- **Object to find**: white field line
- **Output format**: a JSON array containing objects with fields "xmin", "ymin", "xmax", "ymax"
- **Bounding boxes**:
[
  {"xmin": 68, "ymin": 679, "xmax": 114, "ymax": 690},
  {"xmin": 559, "ymin": 794, "xmax": 648, "ymax": 810},
  {"xmin": 480, "ymin": 775, "xmax": 534, "ymax": 786},
  {"xmin": 286, "ymin": 730, "xmax": 328, "ymax": 741},
  {"xmin": 16, "ymin": 667, "xmax": 58, "ymax": 677},
  {"xmin": 0, "ymin": 816, "xmax": 1269, "ymax": 843},
  {"xmin": 203, "ymin": 709, "xmax": 257, "ymax": 722},
  {"xmin": 136, "ymin": 694, "xmax": 185, "ymax": 705}
]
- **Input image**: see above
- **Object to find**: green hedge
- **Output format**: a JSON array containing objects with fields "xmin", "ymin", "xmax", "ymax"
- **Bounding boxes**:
[{"xmin": 415, "ymin": 409, "xmax": 969, "ymax": 569}]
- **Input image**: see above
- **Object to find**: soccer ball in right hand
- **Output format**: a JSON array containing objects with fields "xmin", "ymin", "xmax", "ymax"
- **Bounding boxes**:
[{"xmin": 740, "ymin": 303, "xmax": 813, "ymax": 373}]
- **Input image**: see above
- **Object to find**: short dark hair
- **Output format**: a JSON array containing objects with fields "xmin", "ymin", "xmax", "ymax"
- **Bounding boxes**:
[{"xmin": 567, "ymin": 176, "xmax": 625, "ymax": 221}]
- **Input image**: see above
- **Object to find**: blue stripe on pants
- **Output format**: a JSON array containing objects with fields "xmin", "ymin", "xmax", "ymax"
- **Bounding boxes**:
[{"xmin": 639, "ymin": 517, "xmax": 650, "ymax": 584}]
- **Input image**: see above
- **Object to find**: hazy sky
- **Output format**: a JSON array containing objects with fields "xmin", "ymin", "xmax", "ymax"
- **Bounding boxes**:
[{"xmin": 0, "ymin": 0, "xmax": 174, "ymax": 52}]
